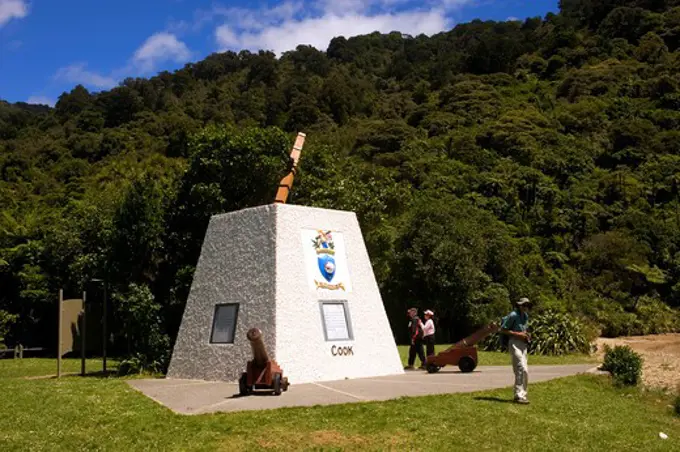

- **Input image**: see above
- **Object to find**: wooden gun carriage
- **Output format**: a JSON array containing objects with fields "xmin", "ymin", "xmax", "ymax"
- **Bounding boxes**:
[
  {"xmin": 425, "ymin": 323, "xmax": 500, "ymax": 373},
  {"xmin": 239, "ymin": 328, "xmax": 290, "ymax": 396}
]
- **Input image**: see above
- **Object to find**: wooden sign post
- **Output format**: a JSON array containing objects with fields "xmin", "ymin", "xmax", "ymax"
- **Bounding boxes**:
[
  {"xmin": 56, "ymin": 290, "xmax": 89, "ymax": 378},
  {"xmin": 81, "ymin": 291, "xmax": 86, "ymax": 376},
  {"xmin": 57, "ymin": 289, "xmax": 63, "ymax": 378}
]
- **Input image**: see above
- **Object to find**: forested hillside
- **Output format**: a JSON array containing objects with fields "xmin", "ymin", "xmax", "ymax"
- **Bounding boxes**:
[{"xmin": 2, "ymin": 0, "xmax": 680, "ymax": 368}]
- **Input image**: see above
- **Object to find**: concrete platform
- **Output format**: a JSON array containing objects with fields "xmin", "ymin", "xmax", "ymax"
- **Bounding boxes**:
[{"xmin": 128, "ymin": 364, "xmax": 597, "ymax": 415}]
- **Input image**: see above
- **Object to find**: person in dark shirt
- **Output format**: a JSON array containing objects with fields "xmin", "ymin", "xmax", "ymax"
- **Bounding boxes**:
[{"xmin": 405, "ymin": 307, "xmax": 426, "ymax": 370}]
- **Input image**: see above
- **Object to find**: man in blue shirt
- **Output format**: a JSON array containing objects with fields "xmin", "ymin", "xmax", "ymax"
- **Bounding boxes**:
[{"xmin": 501, "ymin": 297, "xmax": 532, "ymax": 404}]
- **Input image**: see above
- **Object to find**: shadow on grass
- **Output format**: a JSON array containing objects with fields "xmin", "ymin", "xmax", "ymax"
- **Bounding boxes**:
[
  {"xmin": 29, "ymin": 368, "xmax": 162, "ymax": 381},
  {"xmin": 36, "ymin": 370, "xmax": 122, "ymax": 380},
  {"xmin": 473, "ymin": 396, "xmax": 515, "ymax": 404},
  {"xmin": 71, "ymin": 370, "xmax": 123, "ymax": 379}
]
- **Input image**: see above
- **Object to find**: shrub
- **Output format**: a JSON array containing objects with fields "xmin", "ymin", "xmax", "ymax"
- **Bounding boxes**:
[
  {"xmin": 602, "ymin": 345, "xmax": 643, "ymax": 387},
  {"xmin": 482, "ymin": 310, "xmax": 593, "ymax": 355},
  {"xmin": 528, "ymin": 311, "xmax": 594, "ymax": 355},
  {"xmin": 633, "ymin": 297, "xmax": 680, "ymax": 335},
  {"xmin": 594, "ymin": 298, "xmax": 680, "ymax": 337},
  {"xmin": 597, "ymin": 309, "xmax": 638, "ymax": 338},
  {"xmin": 118, "ymin": 355, "xmax": 145, "ymax": 376},
  {"xmin": 114, "ymin": 283, "xmax": 170, "ymax": 375},
  {"xmin": 0, "ymin": 310, "xmax": 18, "ymax": 348}
]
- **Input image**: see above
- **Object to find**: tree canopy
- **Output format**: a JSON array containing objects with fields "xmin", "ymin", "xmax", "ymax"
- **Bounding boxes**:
[{"xmin": 2, "ymin": 0, "xmax": 680, "ymax": 366}]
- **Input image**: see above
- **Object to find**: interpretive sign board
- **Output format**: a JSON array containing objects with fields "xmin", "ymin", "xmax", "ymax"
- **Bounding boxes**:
[
  {"xmin": 210, "ymin": 304, "xmax": 239, "ymax": 344},
  {"xmin": 320, "ymin": 301, "xmax": 353, "ymax": 341}
]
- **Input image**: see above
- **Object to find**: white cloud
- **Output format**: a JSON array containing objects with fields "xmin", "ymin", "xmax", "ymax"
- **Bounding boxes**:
[
  {"xmin": 0, "ymin": 0, "xmax": 28, "ymax": 28},
  {"xmin": 217, "ymin": 11, "xmax": 448, "ymax": 55},
  {"xmin": 51, "ymin": 32, "xmax": 192, "ymax": 92},
  {"xmin": 47, "ymin": 0, "xmax": 476, "ymax": 94},
  {"xmin": 53, "ymin": 63, "xmax": 118, "ymax": 90},
  {"xmin": 132, "ymin": 32, "xmax": 192, "ymax": 73},
  {"xmin": 213, "ymin": 0, "xmax": 474, "ymax": 55},
  {"xmin": 438, "ymin": 0, "xmax": 474, "ymax": 7},
  {"xmin": 172, "ymin": 0, "xmax": 304, "ymax": 34},
  {"xmin": 27, "ymin": 96, "xmax": 55, "ymax": 107},
  {"xmin": 315, "ymin": 0, "xmax": 366, "ymax": 16}
]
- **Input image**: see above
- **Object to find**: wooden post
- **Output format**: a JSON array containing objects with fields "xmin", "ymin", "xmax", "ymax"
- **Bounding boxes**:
[
  {"xmin": 81, "ymin": 291, "xmax": 86, "ymax": 376},
  {"xmin": 57, "ymin": 289, "xmax": 63, "ymax": 378},
  {"xmin": 102, "ymin": 281, "xmax": 107, "ymax": 373},
  {"xmin": 274, "ymin": 132, "xmax": 306, "ymax": 204}
]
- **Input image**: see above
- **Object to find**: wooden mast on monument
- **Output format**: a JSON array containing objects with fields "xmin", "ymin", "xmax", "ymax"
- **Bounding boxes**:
[{"xmin": 274, "ymin": 132, "xmax": 306, "ymax": 204}]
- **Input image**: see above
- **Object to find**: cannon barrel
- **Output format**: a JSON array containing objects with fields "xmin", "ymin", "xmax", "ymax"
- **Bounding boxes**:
[
  {"xmin": 247, "ymin": 328, "xmax": 269, "ymax": 367},
  {"xmin": 452, "ymin": 323, "xmax": 500, "ymax": 348}
]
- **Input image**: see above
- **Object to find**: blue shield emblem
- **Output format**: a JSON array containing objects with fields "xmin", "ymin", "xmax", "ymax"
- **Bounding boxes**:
[
  {"xmin": 313, "ymin": 230, "xmax": 337, "ymax": 283},
  {"xmin": 318, "ymin": 253, "xmax": 336, "ymax": 282}
]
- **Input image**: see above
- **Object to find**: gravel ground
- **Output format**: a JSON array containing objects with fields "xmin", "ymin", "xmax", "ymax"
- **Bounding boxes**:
[{"xmin": 596, "ymin": 333, "xmax": 680, "ymax": 392}]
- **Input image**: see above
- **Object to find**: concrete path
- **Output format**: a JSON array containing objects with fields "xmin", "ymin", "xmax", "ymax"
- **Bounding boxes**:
[{"xmin": 128, "ymin": 364, "xmax": 597, "ymax": 415}]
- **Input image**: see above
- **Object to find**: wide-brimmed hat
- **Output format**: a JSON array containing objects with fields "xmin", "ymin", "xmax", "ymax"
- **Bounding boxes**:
[
  {"xmin": 424, "ymin": 310, "xmax": 434, "ymax": 316},
  {"xmin": 516, "ymin": 297, "xmax": 532, "ymax": 307}
]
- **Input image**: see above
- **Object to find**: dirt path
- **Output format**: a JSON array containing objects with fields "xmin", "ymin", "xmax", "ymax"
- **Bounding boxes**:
[{"xmin": 596, "ymin": 333, "xmax": 680, "ymax": 392}]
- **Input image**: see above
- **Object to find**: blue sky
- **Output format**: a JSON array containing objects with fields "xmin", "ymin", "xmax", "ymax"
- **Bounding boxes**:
[{"xmin": 0, "ymin": 0, "xmax": 559, "ymax": 106}]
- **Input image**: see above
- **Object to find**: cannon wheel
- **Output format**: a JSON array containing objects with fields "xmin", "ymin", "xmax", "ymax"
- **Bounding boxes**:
[
  {"xmin": 426, "ymin": 363, "xmax": 441, "ymax": 374},
  {"xmin": 239, "ymin": 373, "xmax": 250, "ymax": 396},
  {"xmin": 273, "ymin": 373, "xmax": 282, "ymax": 396},
  {"xmin": 458, "ymin": 356, "xmax": 477, "ymax": 373}
]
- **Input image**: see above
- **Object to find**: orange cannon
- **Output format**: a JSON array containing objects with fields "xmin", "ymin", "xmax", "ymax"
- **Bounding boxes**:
[
  {"xmin": 239, "ymin": 328, "xmax": 289, "ymax": 396},
  {"xmin": 425, "ymin": 323, "xmax": 500, "ymax": 373}
]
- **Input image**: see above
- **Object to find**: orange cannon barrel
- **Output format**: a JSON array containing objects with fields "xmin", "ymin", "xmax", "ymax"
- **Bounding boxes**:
[{"xmin": 246, "ymin": 328, "xmax": 269, "ymax": 367}]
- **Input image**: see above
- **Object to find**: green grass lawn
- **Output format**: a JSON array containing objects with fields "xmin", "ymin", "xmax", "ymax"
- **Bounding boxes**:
[
  {"xmin": 0, "ymin": 358, "xmax": 119, "ymax": 379},
  {"xmin": 0, "ymin": 347, "xmax": 595, "ymax": 381},
  {"xmin": 0, "ymin": 358, "xmax": 678, "ymax": 451},
  {"xmin": 396, "ymin": 344, "xmax": 598, "ymax": 367}
]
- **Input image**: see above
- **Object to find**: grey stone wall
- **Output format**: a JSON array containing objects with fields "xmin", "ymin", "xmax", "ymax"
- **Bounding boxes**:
[{"xmin": 167, "ymin": 205, "xmax": 277, "ymax": 382}]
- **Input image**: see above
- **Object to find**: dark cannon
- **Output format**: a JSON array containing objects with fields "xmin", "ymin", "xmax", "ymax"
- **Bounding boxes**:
[{"xmin": 239, "ymin": 328, "xmax": 290, "ymax": 396}]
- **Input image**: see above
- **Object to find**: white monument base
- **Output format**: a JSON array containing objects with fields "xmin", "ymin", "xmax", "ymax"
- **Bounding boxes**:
[{"xmin": 167, "ymin": 203, "xmax": 404, "ymax": 384}]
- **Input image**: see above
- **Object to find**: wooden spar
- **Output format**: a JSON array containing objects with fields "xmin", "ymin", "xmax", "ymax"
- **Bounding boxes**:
[{"xmin": 274, "ymin": 132, "xmax": 306, "ymax": 204}]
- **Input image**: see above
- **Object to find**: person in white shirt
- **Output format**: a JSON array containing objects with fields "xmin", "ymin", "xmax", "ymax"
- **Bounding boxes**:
[{"xmin": 422, "ymin": 310, "xmax": 436, "ymax": 357}]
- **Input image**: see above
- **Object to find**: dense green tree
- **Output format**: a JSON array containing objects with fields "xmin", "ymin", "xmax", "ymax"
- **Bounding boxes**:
[{"xmin": 2, "ymin": 0, "xmax": 680, "ymax": 368}]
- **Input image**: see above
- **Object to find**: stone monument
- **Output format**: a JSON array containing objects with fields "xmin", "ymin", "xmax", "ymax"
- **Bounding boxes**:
[
  {"xmin": 168, "ymin": 131, "xmax": 403, "ymax": 384},
  {"xmin": 167, "ymin": 203, "xmax": 405, "ymax": 384}
]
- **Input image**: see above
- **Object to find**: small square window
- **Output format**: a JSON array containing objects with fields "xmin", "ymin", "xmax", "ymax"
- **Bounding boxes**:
[{"xmin": 210, "ymin": 304, "xmax": 239, "ymax": 344}]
